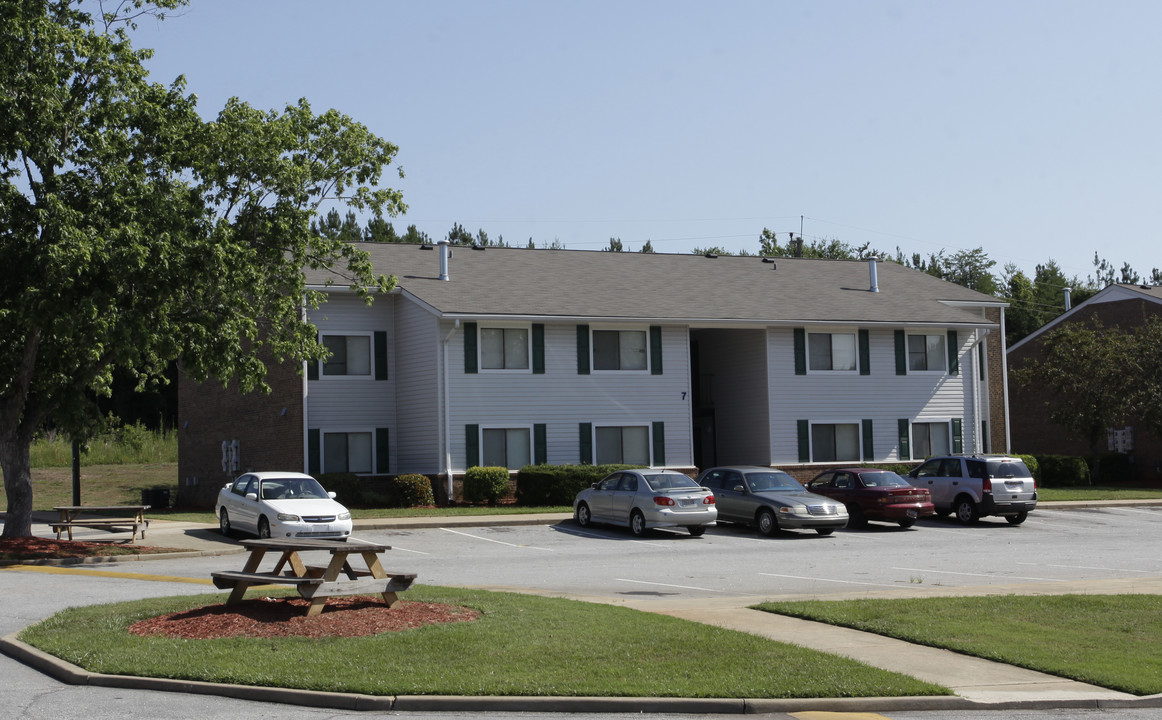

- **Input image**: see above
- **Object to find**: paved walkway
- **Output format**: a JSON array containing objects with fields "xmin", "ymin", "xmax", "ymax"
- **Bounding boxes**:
[{"xmin": 10, "ymin": 503, "xmax": 1162, "ymax": 712}]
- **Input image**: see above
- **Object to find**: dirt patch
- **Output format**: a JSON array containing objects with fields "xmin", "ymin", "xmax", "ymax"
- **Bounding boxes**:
[
  {"xmin": 0, "ymin": 536, "xmax": 186, "ymax": 561},
  {"xmin": 129, "ymin": 595, "xmax": 481, "ymax": 639}
]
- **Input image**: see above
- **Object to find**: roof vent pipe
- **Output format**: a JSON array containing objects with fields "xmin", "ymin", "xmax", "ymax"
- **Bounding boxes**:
[
  {"xmin": 866, "ymin": 256, "xmax": 880, "ymax": 293},
  {"xmin": 438, "ymin": 239, "xmax": 450, "ymax": 282},
  {"xmin": 1063, "ymin": 287, "xmax": 1072, "ymax": 310}
]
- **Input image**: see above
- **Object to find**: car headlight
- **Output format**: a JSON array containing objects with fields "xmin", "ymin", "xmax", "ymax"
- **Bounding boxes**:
[
  {"xmin": 778, "ymin": 505, "xmax": 805, "ymax": 515},
  {"xmin": 276, "ymin": 513, "xmax": 301, "ymax": 522},
  {"xmin": 338, "ymin": 512, "xmax": 351, "ymax": 520}
]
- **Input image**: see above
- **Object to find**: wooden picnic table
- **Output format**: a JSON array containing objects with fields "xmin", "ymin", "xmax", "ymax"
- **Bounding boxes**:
[
  {"xmin": 51, "ymin": 505, "xmax": 150, "ymax": 542},
  {"xmin": 211, "ymin": 537, "xmax": 417, "ymax": 617}
]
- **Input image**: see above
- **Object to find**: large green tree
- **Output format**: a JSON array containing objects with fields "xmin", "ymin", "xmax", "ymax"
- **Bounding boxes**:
[{"xmin": 0, "ymin": 0, "xmax": 404, "ymax": 536}]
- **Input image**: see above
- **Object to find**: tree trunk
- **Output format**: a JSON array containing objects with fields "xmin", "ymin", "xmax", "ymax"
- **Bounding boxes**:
[{"xmin": 1, "ymin": 437, "xmax": 34, "ymax": 538}]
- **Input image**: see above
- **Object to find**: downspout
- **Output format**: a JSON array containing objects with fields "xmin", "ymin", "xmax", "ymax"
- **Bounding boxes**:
[{"xmin": 441, "ymin": 319, "xmax": 461, "ymax": 499}]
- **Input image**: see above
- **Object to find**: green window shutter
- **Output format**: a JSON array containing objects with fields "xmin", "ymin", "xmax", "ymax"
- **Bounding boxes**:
[
  {"xmin": 947, "ymin": 330, "xmax": 959, "ymax": 375},
  {"xmin": 650, "ymin": 326, "xmax": 663, "ymax": 375},
  {"xmin": 898, "ymin": 419, "xmax": 911, "ymax": 461},
  {"xmin": 374, "ymin": 331, "xmax": 388, "ymax": 380},
  {"xmin": 858, "ymin": 329, "xmax": 870, "ymax": 376},
  {"xmin": 652, "ymin": 421, "xmax": 665, "ymax": 465},
  {"xmin": 465, "ymin": 424, "xmax": 480, "ymax": 468},
  {"xmin": 307, "ymin": 358, "xmax": 319, "ymax": 381},
  {"xmin": 894, "ymin": 330, "xmax": 907, "ymax": 375},
  {"xmin": 952, "ymin": 418, "xmax": 963, "ymax": 454},
  {"xmin": 576, "ymin": 325, "xmax": 590, "ymax": 375},
  {"xmin": 532, "ymin": 324, "xmax": 545, "ymax": 374},
  {"xmin": 797, "ymin": 420, "xmax": 810, "ymax": 463},
  {"xmin": 464, "ymin": 322, "xmax": 478, "ymax": 374},
  {"xmin": 579, "ymin": 422, "xmax": 592, "ymax": 463},
  {"xmin": 534, "ymin": 424, "xmax": 547, "ymax": 465},
  {"xmin": 793, "ymin": 328, "xmax": 806, "ymax": 375},
  {"xmin": 861, "ymin": 419, "xmax": 874, "ymax": 461},
  {"xmin": 308, "ymin": 429, "xmax": 320, "ymax": 474},
  {"xmin": 375, "ymin": 427, "xmax": 389, "ymax": 474}
]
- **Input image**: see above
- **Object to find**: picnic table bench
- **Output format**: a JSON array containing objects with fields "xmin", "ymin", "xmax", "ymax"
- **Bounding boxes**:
[
  {"xmin": 51, "ymin": 505, "xmax": 150, "ymax": 542},
  {"xmin": 211, "ymin": 537, "xmax": 417, "ymax": 617}
]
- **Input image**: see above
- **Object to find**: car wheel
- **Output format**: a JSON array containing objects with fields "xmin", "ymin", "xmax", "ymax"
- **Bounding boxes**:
[
  {"xmin": 847, "ymin": 505, "xmax": 868, "ymax": 529},
  {"xmin": 757, "ymin": 508, "xmax": 778, "ymax": 537},
  {"xmin": 629, "ymin": 510, "xmax": 647, "ymax": 537},
  {"xmin": 218, "ymin": 508, "xmax": 232, "ymax": 536},
  {"xmin": 576, "ymin": 502, "xmax": 592, "ymax": 528},
  {"xmin": 1006, "ymin": 511, "xmax": 1028, "ymax": 525},
  {"xmin": 257, "ymin": 517, "xmax": 271, "ymax": 539},
  {"xmin": 687, "ymin": 525, "xmax": 706, "ymax": 537},
  {"xmin": 897, "ymin": 518, "xmax": 916, "ymax": 528},
  {"xmin": 815, "ymin": 528, "xmax": 835, "ymax": 536},
  {"xmin": 954, "ymin": 497, "xmax": 979, "ymax": 524}
]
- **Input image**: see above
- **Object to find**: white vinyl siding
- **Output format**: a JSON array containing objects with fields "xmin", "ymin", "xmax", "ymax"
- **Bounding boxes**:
[
  {"xmin": 769, "ymin": 327, "xmax": 978, "ymax": 464},
  {"xmin": 306, "ymin": 294, "xmax": 395, "ymax": 432},
  {"xmin": 393, "ymin": 300, "xmax": 441, "ymax": 474}
]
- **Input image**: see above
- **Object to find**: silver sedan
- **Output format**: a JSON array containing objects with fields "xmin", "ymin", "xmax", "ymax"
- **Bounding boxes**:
[
  {"xmin": 695, "ymin": 465, "xmax": 848, "ymax": 536},
  {"xmin": 574, "ymin": 469, "xmax": 717, "ymax": 537}
]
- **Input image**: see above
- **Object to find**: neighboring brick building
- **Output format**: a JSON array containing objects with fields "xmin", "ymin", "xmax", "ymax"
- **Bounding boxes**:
[{"xmin": 1008, "ymin": 284, "xmax": 1162, "ymax": 484}]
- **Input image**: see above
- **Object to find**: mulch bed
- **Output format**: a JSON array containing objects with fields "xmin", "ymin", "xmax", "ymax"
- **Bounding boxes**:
[
  {"xmin": 0, "ymin": 536, "xmax": 186, "ymax": 561},
  {"xmin": 128, "ymin": 596, "xmax": 481, "ymax": 639}
]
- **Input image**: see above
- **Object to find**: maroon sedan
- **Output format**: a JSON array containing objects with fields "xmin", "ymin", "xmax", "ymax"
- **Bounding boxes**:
[{"xmin": 806, "ymin": 468, "xmax": 934, "ymax": 528}]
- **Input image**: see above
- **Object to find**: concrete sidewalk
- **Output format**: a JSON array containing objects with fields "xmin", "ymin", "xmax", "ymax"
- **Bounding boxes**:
[{"xmin": 14, "ymin": 504, "xmax": 1162, "ymax": 712}]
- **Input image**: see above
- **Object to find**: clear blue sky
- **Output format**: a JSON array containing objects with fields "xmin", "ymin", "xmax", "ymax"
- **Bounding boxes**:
[{"xmin": 130, "ymin": 0, "xmax": 1161, "ymax": 286}]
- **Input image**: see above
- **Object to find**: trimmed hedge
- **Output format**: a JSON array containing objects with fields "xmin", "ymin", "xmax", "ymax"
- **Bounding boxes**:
[
  {"xmin": 394, "ymin": 473, "xmax": 436, "ymax": 507},
  {"xmin": 1033, "ymin": 455, "xmax": 1091, "ymax": 487},
  {"xmin": 515, "ymin": 464, "xmax": 646, "ymax": 506},
  {"xmin": 317, "ymin": 472, "xmax": 435, "ymax": 508},
  {"xmin": 463, "ymin": 466, "xmax": 511, "ymax": 505}
]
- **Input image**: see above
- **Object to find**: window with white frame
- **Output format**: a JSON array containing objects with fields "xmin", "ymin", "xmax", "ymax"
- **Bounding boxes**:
[
  {"xmin": 595, "ymin": 425, "xmax": 650, "ymax": 465},
  {"xmin": 808, "ymin": 332, "xmax": 857, "ymax": 371},
  {"xmin": 911, "ymin": 421, "xmax": 950, "ymax": 458},
  {"xmin": 907, "ymin": 334, "xmax": 946, "ymax": 372},
  {"xmin": 322, "ymin": 334, "xmax": 371, "ymax": 376},
  {"xmin": 593, "ymin": 329, "xmax": 647, "ymax": 371},
  {"xmin": 811, "ymin": 423, "xmax": 861, "ymax": 462},
  {"xmin": 480, "ymin": 327, "xmax": 529, "ymax": 370},
  {"xmin": 323, "ymin": 431, "xmax": 372, "ymax": 473},
  {"xmin": 482, "ymin": 427, "xmax": 531, "ymax": 469}
]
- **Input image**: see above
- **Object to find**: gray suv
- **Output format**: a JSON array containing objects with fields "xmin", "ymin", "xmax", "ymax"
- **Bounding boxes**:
[{"xmin": 907, "ymin": 455, "xmax": 1037, "ymax": 525}]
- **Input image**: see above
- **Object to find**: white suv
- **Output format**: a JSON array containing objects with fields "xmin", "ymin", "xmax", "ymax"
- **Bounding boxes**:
[{"xmin": 907, "ymin": 455, "xmax": 1037, "ymax": 525}]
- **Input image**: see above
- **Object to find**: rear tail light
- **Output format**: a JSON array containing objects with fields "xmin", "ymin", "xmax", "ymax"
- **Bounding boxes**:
[
  {"xmin": 982, "ymin": 478, "xmax": 992, "ymax": 494},
  {"xmin": 653, "ymin": 496, "xmax": 675, "ymax": 506},
  {"xmin": 704, "ymin": 495, "xmax": 715, "ymax": 505}
]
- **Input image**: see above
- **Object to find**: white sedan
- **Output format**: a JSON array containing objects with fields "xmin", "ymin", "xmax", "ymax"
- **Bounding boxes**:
[{"xmin": 216, "ymin": 471, "xmax": 353, "ymax": 539}]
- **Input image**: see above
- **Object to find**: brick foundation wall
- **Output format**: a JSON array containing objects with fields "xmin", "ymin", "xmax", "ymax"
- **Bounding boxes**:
[{"xmin": 177, "ymin": 356, "xmax": 304, "ymax": 508}]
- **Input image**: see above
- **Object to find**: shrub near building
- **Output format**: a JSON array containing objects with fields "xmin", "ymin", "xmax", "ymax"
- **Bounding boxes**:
[{"xmin": 463, "ymin": 466, "xmax": 511, "ymax": 505}]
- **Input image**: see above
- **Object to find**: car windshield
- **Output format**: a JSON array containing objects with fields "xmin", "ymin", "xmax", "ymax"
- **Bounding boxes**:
[
  {"xmin": 260, "ymin": 477, "xmax": 331, "ymax": 500},
  {"xmin": 858, "ymin": 471, "xmax": 910, "ymax": 487},
  {"xmin": 643, "ymin": 474, "xmax": 701, "ymax": 491},
  {"xmin": 745, "ymin": 472, "xmax": 803, "ymax": 491},
  {"xmin": 986, "ymin": 460, "xmax": 1032, "ymax": 479}
]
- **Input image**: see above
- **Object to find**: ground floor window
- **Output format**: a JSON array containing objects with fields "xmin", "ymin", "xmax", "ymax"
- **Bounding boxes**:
[
  {"xmin": 482, "ymin": 427, "xmax": 531, "ymax": 469},
  {"xmin": 912, "ymin": 421, "xmax": 950, "ymax": 458},
  {"xmin": 811, "ymin": 423, "xmax": 860, "ymax": 462},
  {"xmin": 595, "ymin": 425, "xmax": 650, "ymax": 465},
  {"xmin": 323, "ymin": 431, "xmax": 372, "ymax": 473}
]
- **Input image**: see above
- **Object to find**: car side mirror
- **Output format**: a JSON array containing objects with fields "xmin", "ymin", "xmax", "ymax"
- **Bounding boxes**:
[
  {"xmin": 328, "ymin": 491, "xmax": 337, "ymax": 499},
  {"xmin": 733, "ymin": 485, "xmax": 746, "ymax": 493},
  {"xmin": 245, "ymin": 492, "xmax": 258, "ymax": 501}
]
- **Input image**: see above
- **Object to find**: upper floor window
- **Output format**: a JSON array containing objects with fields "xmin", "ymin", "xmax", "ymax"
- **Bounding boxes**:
[
  {"xmin": 482, "ymin": 427, "xmax": 531, "ymax": 469},
  {"xmin": 481, "ymin": 327, "xmax": 529, "ymax": 370},
  {"xmin": 811, "ymin": 422, "xmax": 860, "ymax": 462},
  {"xmin": 322, "ymin": 334, "xmax": 371, "ymax": 376},
  {"xmin": 907, "ymin": 334, "xmax": 946, "ymax": 372},
  {"xmin": 808, "ymin": 332, "xmax": 857, "ymax": 371},
  {"xmin": 323, "ymin": 431, "xmax": 372, "ymax": 473},
  {"xmin": 593, "ymin": 329, "xmax": 647, "ymax": 371},
  {"xmin": 595, "ymin": 425, "xmax": 650, "ymax": 465}
]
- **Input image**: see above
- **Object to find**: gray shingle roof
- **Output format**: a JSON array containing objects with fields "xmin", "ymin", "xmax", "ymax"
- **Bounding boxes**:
[{"xmin": 306, "ymin": 244, "xmax": 1003, "ymax": 327}]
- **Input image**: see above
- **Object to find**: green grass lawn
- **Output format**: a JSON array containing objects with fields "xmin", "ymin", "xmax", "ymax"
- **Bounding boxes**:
[
  {"xmin": 1036, "ymin": 486, "xmax": 1162, "ymax": 502},
  {"xmin": 18, "ymin": 585, "xmax": 946, "ymax": 699},
  {"xmin": 755, "ymin": 594, "xmax": 1162, "ymax": 696}
]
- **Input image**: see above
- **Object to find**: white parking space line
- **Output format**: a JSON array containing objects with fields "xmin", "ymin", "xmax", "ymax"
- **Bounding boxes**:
[
  {"xmin": 616, "ymin": 578, "xmax": 728, "ymax": 593},
  {"xmin": 892, "ymin": 566, "xmax": 1059, "ymax": 581},
  {"xmin": 759, "ymin": 572, "xmax": 905, "ymax": 589},
  {"xmin": 1016, "ymin": 561, "xmax": 1156, "ymax": 574},
  {"xmin": 440, "ymin": 527, "xmax": 554, "ymax": 550}
]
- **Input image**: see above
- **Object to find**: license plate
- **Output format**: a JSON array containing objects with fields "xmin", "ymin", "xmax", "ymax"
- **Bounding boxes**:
[
  {"xmin": 678, "ymin": 499, "xmax": 695, "ymax": 507},
  {"xmin": 313, "ymin": 525, "xmax": 331, "ymax": 531}
]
